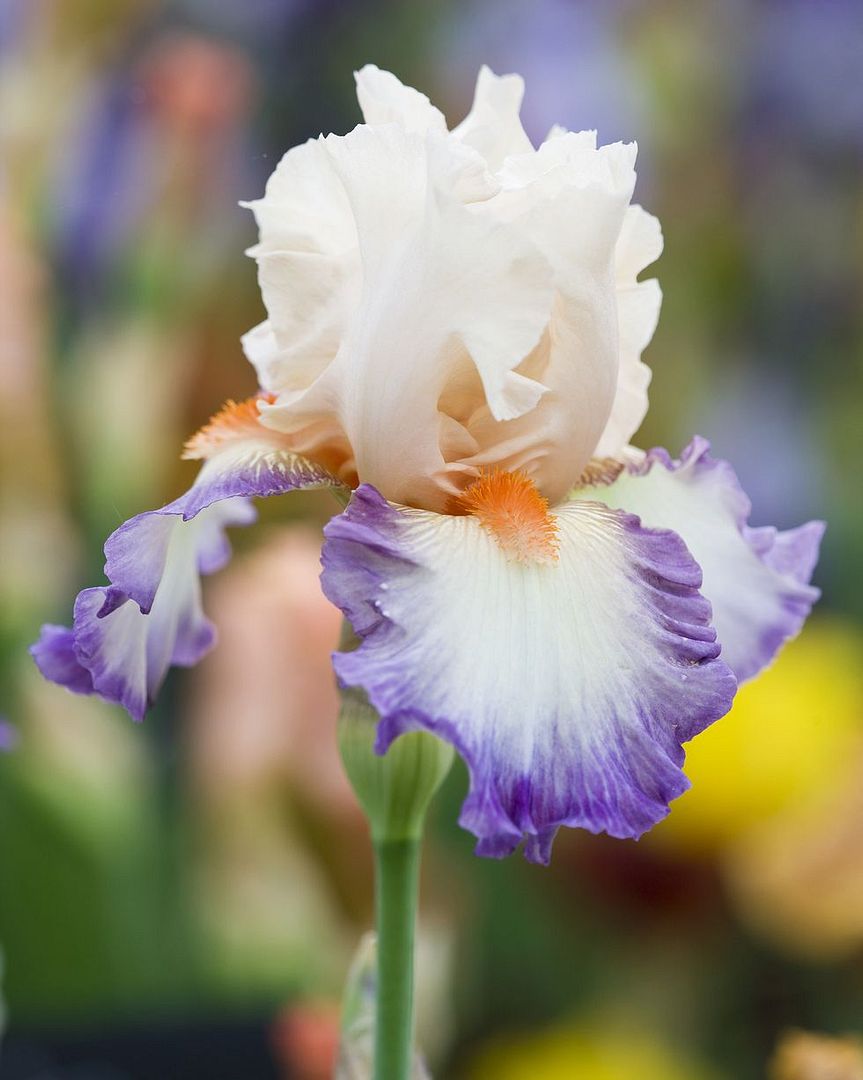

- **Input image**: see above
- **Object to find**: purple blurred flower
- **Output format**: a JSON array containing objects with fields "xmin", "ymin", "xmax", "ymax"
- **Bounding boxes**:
[
  {"xmin": 750, "ymin": 0, "xmax": 863, "ymax": 146},
  {"xmin": 438, "ymin": 0, "xmax": 650, "ymax": 150},
  {"xmin": 0, "ymin": 719, "xmax": 18, "ymax": 752}
]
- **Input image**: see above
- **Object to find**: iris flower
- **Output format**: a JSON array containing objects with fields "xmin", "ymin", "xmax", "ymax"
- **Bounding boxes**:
[{"xmin": 33, "ymin": 66, "xmax": 822, "ymax": 863}]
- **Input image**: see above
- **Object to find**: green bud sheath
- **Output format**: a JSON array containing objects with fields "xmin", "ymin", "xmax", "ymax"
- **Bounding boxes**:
[
  {"xmin": 338, "ymin": 687, "xmax": 454, "ymax": 844},
  {"xmin": 338, "ymin": 686, "xmax": 452, "ymax": 1080}
]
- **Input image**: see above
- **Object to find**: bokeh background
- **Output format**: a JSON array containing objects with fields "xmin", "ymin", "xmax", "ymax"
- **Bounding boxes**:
[{"xmin": 1, "ymin": 1, "xmax": 862, "ymax": 1077}]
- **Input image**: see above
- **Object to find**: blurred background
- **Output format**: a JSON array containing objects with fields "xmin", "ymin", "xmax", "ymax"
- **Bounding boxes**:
[{"xmin": 1, "ymin": 1, "xmax": 862, "ymax": 1077}]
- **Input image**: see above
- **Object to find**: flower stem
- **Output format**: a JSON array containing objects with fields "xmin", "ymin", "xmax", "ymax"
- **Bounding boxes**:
[{"xmin": 373, "ymin": 835, "xmax": 421, "ymax": 1080}]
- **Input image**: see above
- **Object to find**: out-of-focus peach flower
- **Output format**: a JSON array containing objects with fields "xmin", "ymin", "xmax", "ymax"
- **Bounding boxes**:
[
  {"xmin": 769, "ymin": 1030, "xmax": 863, "ymax": 1080},
  {"xmin": 138, "ymin": 32, "xmax": 255, "ymax": 138},
  {"xmin": 185, "ymin": 526, "xmax": 364, "ymax": 995},
  {"xmin": 272, "ymin": 999, "xmax": 340, "ymax": 1080},
  {"xmin": 188, "ymin": 526, "xmax": 357, "ymax": 821}
]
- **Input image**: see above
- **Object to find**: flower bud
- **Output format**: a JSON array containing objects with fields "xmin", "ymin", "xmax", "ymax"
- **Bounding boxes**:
[{"xmin": 338, "ymin": 688, "xmax": 454, "ymax": 843}]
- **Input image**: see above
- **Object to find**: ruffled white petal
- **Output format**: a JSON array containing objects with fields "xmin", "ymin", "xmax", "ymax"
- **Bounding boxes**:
[
  {"xmin": 260, "ymin": 124, "xmax": 554, "ymax": 509},
  {"xmin": 461, "ymin": 140, "xmax": 638, "ymax": 503},
  {"xmin": 594, "ymin": 205, "xmax": 663, "ymax": 459},
  {"xmin": 452, "ymin": 65, "xmax": 534, "ymax": 170},
  {"xmin": 574, "ymin": 439, "xmax": 823, "ymax": 682},
  {"xmin": 354, "ymin": 63, "xmax": 447, "ymax": 134},
  {"xmin": 246, "ymin": 66, "xmax": 657, "ymax": 509},
  {"xmin": 322, "ymin": 485, "xmax": 735, "ymax": 860}
]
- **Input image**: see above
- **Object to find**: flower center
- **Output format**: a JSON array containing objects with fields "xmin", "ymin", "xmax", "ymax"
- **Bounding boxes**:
[{"xmin": 459, "ymin": 469, "xmax": 559, "ymax": 565}]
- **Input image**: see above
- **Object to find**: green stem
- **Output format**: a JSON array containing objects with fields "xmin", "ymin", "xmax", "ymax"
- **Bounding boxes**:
[{"xmin": 373, "ymin": 836, "xmax": 421, "ymax": 1080}]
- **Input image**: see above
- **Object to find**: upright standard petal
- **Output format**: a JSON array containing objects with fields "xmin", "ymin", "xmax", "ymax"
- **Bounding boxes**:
[
  {"xmin": 32, "ymin": 399, "xmax": 342, "ymax": 719},
  {"xmin": 261, "ymin": 125, "xmax": 554, "ymax": 510},
  {"xmin": 574, "ymin": 438, "xmax": 824, "ymax": 682},
  {"xmin": 247, "ymin": 67, "xmax": 652, "ymax": 513},
  {"xmin": 593, "ymin": 204, "xmax": 663, "ymax": 459},
  {"xmin": 460, "ymin": 139, "xmax": 639, "ymax": 505},
  {"xmin": 354, "ymin": 64, "xmax": 447, "ymax": 135},
  {"xmin": 452, "ymin": 65, "xmax": 534, "ymax": 170},
  {"xmin": 321, "ymin": 482, "xmax": 736, "ymax": 862}
]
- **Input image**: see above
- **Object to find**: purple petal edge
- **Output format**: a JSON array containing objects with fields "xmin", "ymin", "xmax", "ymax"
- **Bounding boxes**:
[
  {"xmin": 631, "ymin": 437, "xmax": 824, "ymax": 683},
  {"xmin": 30, "ymin": 623, "xmax": 94, "ymax": 695},
  {"xmin": 32, "ymin": 436, "xmax": 338, "ymax": 720},
  {"xmin": 322, "ymin": 484, "xmax": 737, "ymax": 864}
]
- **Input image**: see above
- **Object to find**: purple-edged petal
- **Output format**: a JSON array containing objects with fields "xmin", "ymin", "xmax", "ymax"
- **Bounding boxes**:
[
  {"xmin": 574, "ymin": 438, "xmax": 824, "ymax": 683},
  {"xmin": 34, "ymin": 397, "xmax": 342, "ymax": 720},
  {"xmin": 31, "ymin": 624, "xmax": 94, "ymax": 695},
  {"xmin": 321, "ymin": 484, "xmax": 736, "ymax": 862},
  {"xmin": 39, "ymin": 498, "xmax": 250, "ymax": 721},
  {"xmin": 101, "ymin": 497, "xmax": 255, "ymax": 615}
]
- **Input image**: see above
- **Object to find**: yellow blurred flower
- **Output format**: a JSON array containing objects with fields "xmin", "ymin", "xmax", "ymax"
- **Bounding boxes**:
[
  {"xmin": 469, "ymin": 1021, "xmax": 719, "ymax": 1080},
  {"xmin": 649, "ymin": 618, "xmax": 863, "ymax": 854},
  {"xmin": 724, "ymin": 745, "xmax": 863, "ymax": 959}
]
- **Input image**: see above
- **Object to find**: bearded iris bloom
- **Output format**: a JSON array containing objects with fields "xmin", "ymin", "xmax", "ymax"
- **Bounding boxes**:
[{"xmin": 33, "ymin": 65, "xmax": 822, "ymax": 863}]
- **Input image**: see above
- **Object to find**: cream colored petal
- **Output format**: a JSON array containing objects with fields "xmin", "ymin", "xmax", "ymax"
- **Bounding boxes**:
[
  {"xmin": 354, "ymin": 63, "xmax": 447, "ymax": 134},
  {"xmin": 241, "ymin": 137, "xmax": 361, "ymax": 405},
  {"xmin": 452, "ymin": 65, "xmax": 534, "ymax": 170},
  {"xmin": 261, "ymin": 125, "xmax": 554, "ymax": 510},
  {"xmin": 594, "ymin": 204, "xmax": 664, "ymax": 458},
  {"xmin": 242, "ymin": 135, "xmax": 355, "ymax": 254},
  {"xmin": 461, "ymin": 142, "xmax": 638, "ymax": 503}
]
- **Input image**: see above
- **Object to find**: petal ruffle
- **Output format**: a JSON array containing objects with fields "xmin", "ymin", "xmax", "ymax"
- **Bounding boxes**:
[
  {"xmin": 31, "ymin": 497, "xmax": 250, "ymax": 721},
  {"xmin": 452, "ymin": 65, "xmax": 534, "ymax": 171},
  {"xmin": 249, "ymin": 68, "xmax": 650, "ymax": 512},
  {"xmin": 574, "ymin": 438, "xmax": 824, "ymax": 682},
  {"xmin": 321, "ymin": 484, "xmax": 736, "ymax": 862},
  {"xmin": 31, "ymin": 624, "xmax": 94, "ymax": 695},
  {"xmin": 593, "ymin": 205, "xmax": 663, "ymax": 459},
  {"xmin": 261, "ymin": 123, "xmax": 554, "ymax": 510},
  {"xmin": 32, "ymin": 402, "xmax": 340, "ymax": 719},
  {"xmin": 354, "ymin": 63, "xmax": 447, "ymax": 135}
]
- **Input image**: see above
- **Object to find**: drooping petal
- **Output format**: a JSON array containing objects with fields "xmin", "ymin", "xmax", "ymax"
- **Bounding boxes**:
[
  {"xmin": 573, "ymin": 438, "xmax": 824, "ymax": 682},
  {"xmin": 32, "ymin": 499, "xmax": 254, "ymax": 721},
  {"xmin": 180, "ymin": 394, "xmax": 345, "ymax": 512},
  {"xmin": 33, "ymin": 400, "xmax": 341, "ymax": 719},
  {"xmin": 321, "ymin": 483, "xmax": 736, "ymax": 862},
  {"xmin": 31, "ymin": 624, "xmax": 94, "ymax": 695}
]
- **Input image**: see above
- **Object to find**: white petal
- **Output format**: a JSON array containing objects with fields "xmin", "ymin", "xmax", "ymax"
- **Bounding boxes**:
[
  {"xmin": 594, "ymin": 204, "xmax": 664, "ymax": 458},
  {"xmin": 323, "ymin": 485, "xmax": 735, "ymax": 860},
  {"xmin": 574, "ymin": 439, "xmax": 823, "ymax": 682},
  {"xmin": 354, "ymin": 64, "xmax": 447, "ymax": 134},
  {"xmin": 452, "ymin": 65, "xmax": 534, "ymax": 170},
  {"xmin": 261, "ymin": 125, "xmax": 554, "ymax": 509},
  {"xmin": 460, "ymin": 142, "xmax": 639, "ymax": 503},
  {"xmin": 242, "ymin": 138, "xmax": 360, "ymax": 399}
]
